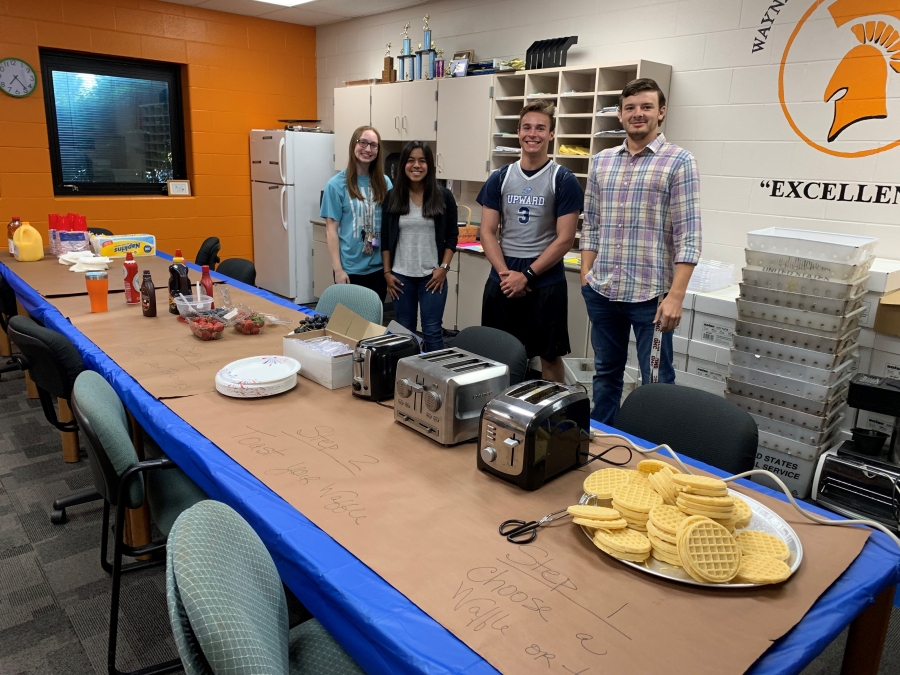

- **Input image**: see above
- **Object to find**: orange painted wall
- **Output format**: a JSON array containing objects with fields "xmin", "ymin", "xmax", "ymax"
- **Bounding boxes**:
[{"xmin": 0, "ymin": 0, "xmax": 317, "ymax": 261}]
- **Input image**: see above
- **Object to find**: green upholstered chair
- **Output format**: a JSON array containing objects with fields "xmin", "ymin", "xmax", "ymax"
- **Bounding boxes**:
[
  {"xmin": 72, "ymin": 370, "xmax": 208, "ymax": 675},
  {"xmin": 315, "ymin": 285, "xmax": 383, "ymax": 324},
  {"xmin": 166, "ymin": 500, "xmax": 365, "ymax": 675}
]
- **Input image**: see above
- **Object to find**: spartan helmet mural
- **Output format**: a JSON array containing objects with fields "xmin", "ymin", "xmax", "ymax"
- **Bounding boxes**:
[{"xmin": 824, "ymin": 1, "xmax": 900, "ymax": 142}]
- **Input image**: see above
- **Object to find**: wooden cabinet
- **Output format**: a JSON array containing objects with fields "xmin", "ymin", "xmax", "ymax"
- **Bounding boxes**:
[
  {"xmin": 312, "ymin": 223, "xmax": 333, "ymax": 299},
  {"xmin": 436, "ymin": 77, "xmax": 492, "ymax": 182},
  {"xmin": 370, "ymin": 80, "xmax": 437, "ymax": 142},
  {"xmin": 333, "ymin": 86, "xmax": 371, "ymax": 170}
]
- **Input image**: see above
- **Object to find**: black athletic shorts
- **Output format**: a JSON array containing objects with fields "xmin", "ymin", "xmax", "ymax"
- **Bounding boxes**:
[{"xmin": 481, "ymin": 279, "xmax": 570, "ymax": 361}]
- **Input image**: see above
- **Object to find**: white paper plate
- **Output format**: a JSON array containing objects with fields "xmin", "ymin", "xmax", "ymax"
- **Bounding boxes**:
[
  {"xmin": 217, "ymin": 355, "xmax": 300, "ymax": 385},
  {"xmin": 215, "ymin": 373, "xmax": 297, "ymax": 398},
  {"xmin": 579, "ymin": 489, "xmax": 803, "ymax": 588}
]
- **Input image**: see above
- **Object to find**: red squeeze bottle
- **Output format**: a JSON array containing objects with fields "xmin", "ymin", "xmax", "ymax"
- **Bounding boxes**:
[
  {"xmin": 200, "ymin": 265, "xmax": 214, "ymax": 308},
  {"xmin": 123, "ymin": 252, "xmax": 140, "ymax": 304}
]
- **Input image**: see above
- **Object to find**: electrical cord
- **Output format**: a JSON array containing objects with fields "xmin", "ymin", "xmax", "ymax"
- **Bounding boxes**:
[
  {"xmin": 375, "ymin": 400, "xmax": 394, "ymax": 410},
  {"xmin": 578, "ymin": 443, "xmax": 633, "ymax": 468},
  {"xmin": 589, "ymin": 431, "xmax": 900, "ymax": 550}
]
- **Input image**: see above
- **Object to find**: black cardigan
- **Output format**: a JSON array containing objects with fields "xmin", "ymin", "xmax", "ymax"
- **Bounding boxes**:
[{"xmin": 381, "ymin": 187, "xmax": 459, "ymax": 271}]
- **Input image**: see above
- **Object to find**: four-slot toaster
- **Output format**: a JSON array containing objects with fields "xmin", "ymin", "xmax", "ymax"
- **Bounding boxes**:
[
  {"xmin": 478, "ymin": 380, "xmax": 591, "ymax": 490},
  {"xmin": 393, "ymin": 347, "xmax": 510, "ymax": 445},
  {"xmin": 352, "ymin": 334, "xmax": 420, "ymax": 401}
]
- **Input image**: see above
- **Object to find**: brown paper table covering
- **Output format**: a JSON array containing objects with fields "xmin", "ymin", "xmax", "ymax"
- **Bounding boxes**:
[
  {"xmin": 3, "ymin": 254, "xmax": 178, "ymax": 297},
  {"xmin": 48, "ymin": 287, "xmax": 303, "ymax": 399},
  {"xmin": 166, "ymin": 385, "xmax": 869, "ymax": 675}
]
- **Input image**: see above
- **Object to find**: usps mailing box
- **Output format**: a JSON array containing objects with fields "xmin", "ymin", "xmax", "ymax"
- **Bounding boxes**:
[
  {"xmin": 282, "ymin": 304, "xmax": 386, "ymax": 389},
  {"xmin": 752, "ymin": 444, "xmax": 828, "ymax": 499}
]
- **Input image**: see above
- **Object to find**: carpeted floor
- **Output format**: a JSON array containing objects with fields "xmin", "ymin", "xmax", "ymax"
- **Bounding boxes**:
[{"xmin": 0, "ymin": 367, "xmax": 897, "ymax": 675}]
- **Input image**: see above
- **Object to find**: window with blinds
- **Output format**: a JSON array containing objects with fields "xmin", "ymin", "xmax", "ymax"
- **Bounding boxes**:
[{"xmin": 40, "ymin": 49, "xmax": 187, "ymax": 196}]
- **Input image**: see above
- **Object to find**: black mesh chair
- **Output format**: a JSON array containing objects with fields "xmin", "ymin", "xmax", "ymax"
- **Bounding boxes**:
[
  {"xmin": 614, "ymin": 383, "xmax": 758, "ymax": 475},
  {"xmin": 7, "ymin": 315, "xmax": 102, "ymax": 522},
  {"xmin": 0, "ymin": 276, "xmax": 24, "ymax": 378},
  {"xmin": 216, "ymin": 257, "xmax": 256, "ymax": 286},
  {"xmin": 451, "ymin": 326, "xmax": 528, "ymax": 385},
  {"xmin": 88, "ymin": 227, "xmax": 114, "ymax": 236},
  {"xmin": 195, "ymin": 236, "xmax": 221, "ymax": 271}
]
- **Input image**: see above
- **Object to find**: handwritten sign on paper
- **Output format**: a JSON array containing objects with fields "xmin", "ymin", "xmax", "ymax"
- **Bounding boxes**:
[{"xmin": 166, "ymin": 386, "xmax": 869, "ymax": 675}]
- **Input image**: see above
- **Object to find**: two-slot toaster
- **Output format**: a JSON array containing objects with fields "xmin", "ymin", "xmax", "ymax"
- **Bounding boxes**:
[
  {"xmin": 352, "ymin": 334, "xmax": 420, "ymax": 401},
  {"xmin": 393, "ymin": 347, "xmax": 509, "ymax": 445},
  {"xmin": 478, "ymin": 380, "xmax": 591, "ymax": 490}
]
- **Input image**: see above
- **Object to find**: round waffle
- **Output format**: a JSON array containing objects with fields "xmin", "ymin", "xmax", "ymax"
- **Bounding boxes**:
[
  {"xmin": 627, "ymin": 470, "xmax": 651, "ymax": 486},
  {"xmin": 650, "ymin": 546, "xmax": 682, "ymax": 567},
  {"xmin": 583, "ymin": 468, "xmax": 631, "ymax": 499},
  {"xmin": 622, "ymin": 517, "xmax": 648, "ymax": 532},
  {"xmin": 671, "ymin": 474, "xmax": 729, "ymax": 495},
  {"xmin": 648, "ymin": 504, "xmax": 688, "ymax": 536},
  {"xmin": 646, "ymin": 519, "xmax": 676, "ymax": 545},
  {"xmin": 734, "ymin": 555, "xmax": 791, "ymax": 585},
  {"xmin": 677, "ymin": 492, "xmax": 735, "ymax": 509},
  {"xmin": 647, "ymin": 532, "xmax": 678, "ymax": 556},
  {"xmin": 637, "ymin": 459, "xmax": 673, "ymax": 474},
  {"xmin": 612, "ymin": 484, "xmax": 664, "ymax": 514},
  {"xmin": 573, "ymin": 516, "xmax": 628, "ymax": 530},
  {"xmin": 676, "ymin": 497, "xmax": 735, "ymax": 520},
  {"xmin": 611, "ymin": 501, "xmax": 651, "ymax": 522},
  {"xmin": 648, "ymin": 470, "xmax": 678, "ymax": 506},
  {"xmin": 594, "ymin": 538, "xmax": 650, "ymax": 562},
  {"xmin": 678, "ymin": 519, "xmax": 741, "ymax": 583},
  {"xmin": 567, "ymin": 505, "xmax": 622, "ymax": 521},
  {"xmin": 732, "ymin": 497, "xmax": 753, "ymax": 529},
  {"xmin": 594, "ymin": 527, "xmax": 652, "ymax": 555},
  {"xmin": 735, "ymin": 530, "xmax": 791, "ymax": 561}
]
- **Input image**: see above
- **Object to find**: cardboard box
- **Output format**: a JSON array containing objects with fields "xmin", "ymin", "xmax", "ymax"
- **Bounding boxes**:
[
  {"xmin": 282, "ymin": 304, "xmax": 386, "ymax": 389},
  {"xmin": 858, "ymin": 327, "xmax": 875, "ymax": 349},
  {"xmin": 859, "ymin": 291, "xmax": 883, "ymax": 329},
  {"xmin": 675, "ymin": 369, "xmax": 725, "ymax": 397},
  {"xmin": 866, "ymin": 258, "xmax": 900, "ymax": 294},
  {"xmin": 752, "ymin": 445, "xmax": 825, "ymax": 499},
  {"xmin": 686, "ymin": 339, "xmax": 730, "ymax": 382},
  {"xmin": 693, "ymin": 285, "xmax": 740, "ymax": 320},
  {"xmin": 870, "ymin": 333, "xmax": 900, "ymax": 380},
  {"xmin": 625, "ymin": 365, "xmax": 641, "ymax": 387},
  {"xmin": 873, "ymin": 289, "xmax": 900, "ymax": 337},
  {"xmin": 690, "ymin": 312, "xmax": 736, "ymax": 348}
]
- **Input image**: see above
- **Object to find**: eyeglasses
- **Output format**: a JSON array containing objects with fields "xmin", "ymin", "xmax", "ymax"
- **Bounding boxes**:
[{"xmin": 356, "ymin": 140, "xmax": 379, "ymax": 150}]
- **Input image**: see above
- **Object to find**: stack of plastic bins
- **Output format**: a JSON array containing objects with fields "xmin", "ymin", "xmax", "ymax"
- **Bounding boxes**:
[{"xmin": 725, "ymin": 228, "xmax": 878, "ymax": 498}]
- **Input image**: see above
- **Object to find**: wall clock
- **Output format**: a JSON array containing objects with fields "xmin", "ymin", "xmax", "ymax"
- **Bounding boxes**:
[{"xmin": 0, "ymin": 58, "xmax": 37, "ymax": 98}]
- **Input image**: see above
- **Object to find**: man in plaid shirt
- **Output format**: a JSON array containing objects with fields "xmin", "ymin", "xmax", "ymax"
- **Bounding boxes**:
[{"xmin": 580, "ymin": 78, "xmax": 701, "ymax": 423}]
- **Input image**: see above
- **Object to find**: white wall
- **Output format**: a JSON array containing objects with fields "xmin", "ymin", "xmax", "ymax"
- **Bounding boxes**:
[{"xmin": 317, "ymin": 0, "xmax": 900, "ymax": 268}]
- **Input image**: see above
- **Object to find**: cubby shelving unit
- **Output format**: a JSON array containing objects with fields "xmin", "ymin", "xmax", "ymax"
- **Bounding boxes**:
[{"xmin": 488, "ymin": 60, "xmax": 671, "ymax": 241}]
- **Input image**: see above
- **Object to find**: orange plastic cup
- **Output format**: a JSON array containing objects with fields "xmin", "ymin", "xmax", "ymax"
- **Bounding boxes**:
[{"xmin": 85, "ymin": 271, "xmax": 109, "ymax": 313}]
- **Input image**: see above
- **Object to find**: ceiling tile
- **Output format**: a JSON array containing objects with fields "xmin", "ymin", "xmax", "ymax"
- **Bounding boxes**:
[{"xmin": 257, "ymin": 6, "xmax": 349, "ymax": 25}]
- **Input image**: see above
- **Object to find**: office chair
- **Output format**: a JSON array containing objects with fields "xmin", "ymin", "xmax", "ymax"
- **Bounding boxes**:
[
  {"xmin": 166, "ymin": 500, "xmax": 364, "ymax": 675},
  {"xmin": 315, "ymin": 284, "xmax": 382, "ymax": 324},
  {"xmin": 195, "ymin": 236, "xmax": 221, "ymax": 271},
  {"xmin": 451, "ymin": 326, "xmax": 528, "ymax": 385},
  {"xmin": 614, "ymin": 383, "xmax": 758, "ymax": 475},
  {"xmin": 0, "ymin": 276, "xmax": 24, "ymax": 377},
  {"xmin": 72, "ymin": 370, "xmax": 207, "ymax": 675},
  {"xmin": 6, "ymin": 315, "xmax": 103, "ymax": 523},
  {"xmin": 88, "ymin": 227, "xmax": 114, "ymax": 236},
  {"xmin": 216, "ymin": 257, "xmax": 256, "ymax": 286}
]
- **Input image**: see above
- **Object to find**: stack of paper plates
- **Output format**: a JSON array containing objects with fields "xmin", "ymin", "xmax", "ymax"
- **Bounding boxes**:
[{"xmin": 215, "ymin": 355, "xmax": 301, "ymax": 398}]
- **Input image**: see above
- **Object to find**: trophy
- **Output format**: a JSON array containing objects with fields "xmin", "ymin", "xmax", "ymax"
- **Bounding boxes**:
[
  {"xmin": 422, "ymin": 14, "xmax": 431, "ymax": 57},
  {"xmin": 399, "ymin": 23, "xmax": 414, "ymax": 81},
  {"xmin": 415, "ymin": 43, "xmax": 423, "ymax": 80},
  {"xmin": 435, "ymin": 48, "xmax": 445, "ymax": 78},
  {"xmin": 382, "ymin": 43, "xmax": 397, "ymax": 83}
]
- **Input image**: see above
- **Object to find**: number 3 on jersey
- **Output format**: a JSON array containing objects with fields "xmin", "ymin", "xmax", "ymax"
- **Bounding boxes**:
[{"xmin": 517, "ymin": 206, "xmax": 530, "ymax": 224}]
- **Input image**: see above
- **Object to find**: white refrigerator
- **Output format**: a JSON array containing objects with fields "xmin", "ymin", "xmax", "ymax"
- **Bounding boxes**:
[{"xmin": 250, "ymin": 129, "xmax": 335, "ymax": 303}]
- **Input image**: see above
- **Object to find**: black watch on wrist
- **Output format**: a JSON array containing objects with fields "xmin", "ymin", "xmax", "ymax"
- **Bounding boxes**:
[{"xmin": 523, "ymin": 267, "xmax": 537, "ymax": 281}]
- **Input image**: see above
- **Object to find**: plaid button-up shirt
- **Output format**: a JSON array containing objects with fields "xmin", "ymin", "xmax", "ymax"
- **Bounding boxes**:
[{"xmin": 581, "ymin": 133, "xmax": 701, "ymax": 302}]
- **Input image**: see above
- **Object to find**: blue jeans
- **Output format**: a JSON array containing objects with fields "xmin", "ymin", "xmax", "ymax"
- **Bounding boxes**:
[
  {"xmin": 581, "ymin": 286, "xmax": 675, "ymax": 424},
  {"xmin": 392, "ymin": 272, "xmax": 447, "ymax": 352}
]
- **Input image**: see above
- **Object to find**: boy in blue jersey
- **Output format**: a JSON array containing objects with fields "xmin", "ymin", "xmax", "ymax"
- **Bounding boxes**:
[{"xmin": 477, "ymin": 100, "xmax": 584, "ymax": 381}]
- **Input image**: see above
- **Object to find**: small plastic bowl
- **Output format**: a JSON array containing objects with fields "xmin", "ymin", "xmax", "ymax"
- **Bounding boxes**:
[
  {"xmin": 174, "ymin": 294, "xmax": 213, "ymax": 318},
  {"xmin": 188, "ymin": 315, "xmax": 225, "ymax": 341},
  {"xmin": 850, "ymin": 427, "xmax": 888, "ymax": 456}
]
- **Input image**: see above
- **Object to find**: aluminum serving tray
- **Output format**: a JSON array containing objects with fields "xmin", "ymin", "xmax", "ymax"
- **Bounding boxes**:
[
  {"xmin": 746, "ymin": 228, "xmax": 878, "ymax": 265},
  {"xmin": 744, "ymin": 250, "xmax": 873, "ymax": 283},
  {"xmin": 740, "ymin": 268, "xmax": 869, "ymax": 300},
  {"xmin": 736, "ymin": 300, "xmax": 865, "ymax": 336},
  {"xmin": 726, "ymin": 378, "xmax": 848, "ymax": 416},
  {"xmin": 727, "ymin": 364, "xmax": 853, "ymax": 402},
  {"xmin": 739, "ymin": 283, "xmax": 866, "ymax": 316},
  {"xmin": 729, "ymin": 349, "xmax": 855, "ymax": 387},
  {"xmin": 731, "ymin": 335, "xmax": 857, "ymax": 371},
  {"xmin": 750, "ymin": 412, "xmax": 845, "ymax": 446},
  {"xmin": 725, "ymin": 391, "xmax": 845, "ymax": 431},
  {"xmin": 734, "ymin": 320, "xmax": 860, "ymax": 355},
  {"xmin": 578, "ymin": 490, "xmax": 802, "ymax": 588}
]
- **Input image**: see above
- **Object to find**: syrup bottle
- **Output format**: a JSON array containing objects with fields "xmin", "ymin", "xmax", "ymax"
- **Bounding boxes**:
[
  {"xmin": 168, "ymin": 249, "xmax": 190, "ymax": 314},
  {"xmin": 140, "ymin": 271, "xmax": 157, "ymax": 317}
]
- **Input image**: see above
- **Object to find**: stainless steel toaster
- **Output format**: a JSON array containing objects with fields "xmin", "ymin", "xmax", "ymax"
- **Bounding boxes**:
[
  {"xmin": 393, "ymin": 348, "xmax": 509, "ymax": 445},
  {"xmin": 478, "ymin": 380, "xmax": 591, "ymax": 490},
  {"xmin": 352, "ymin": 334, "xmax": 420, "ymax": 401}
]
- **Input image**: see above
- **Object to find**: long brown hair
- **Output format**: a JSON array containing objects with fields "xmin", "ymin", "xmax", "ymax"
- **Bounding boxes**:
[
  {"xmin": 345, "ymin": 126, "xmax": 387, "ymax": 204},
  {"xmin": 386, "ymin": 141, "xmax": 444, "ymax": 218}
]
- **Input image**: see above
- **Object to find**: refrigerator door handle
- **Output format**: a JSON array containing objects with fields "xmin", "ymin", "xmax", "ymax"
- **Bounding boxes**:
[
  {"xmin": 280, "ymin": 186, "xmax": 288, "ymax": 231},
  {"xmin": 278, "ymin": 138, "xmax": 287, "ymax": 184}
]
